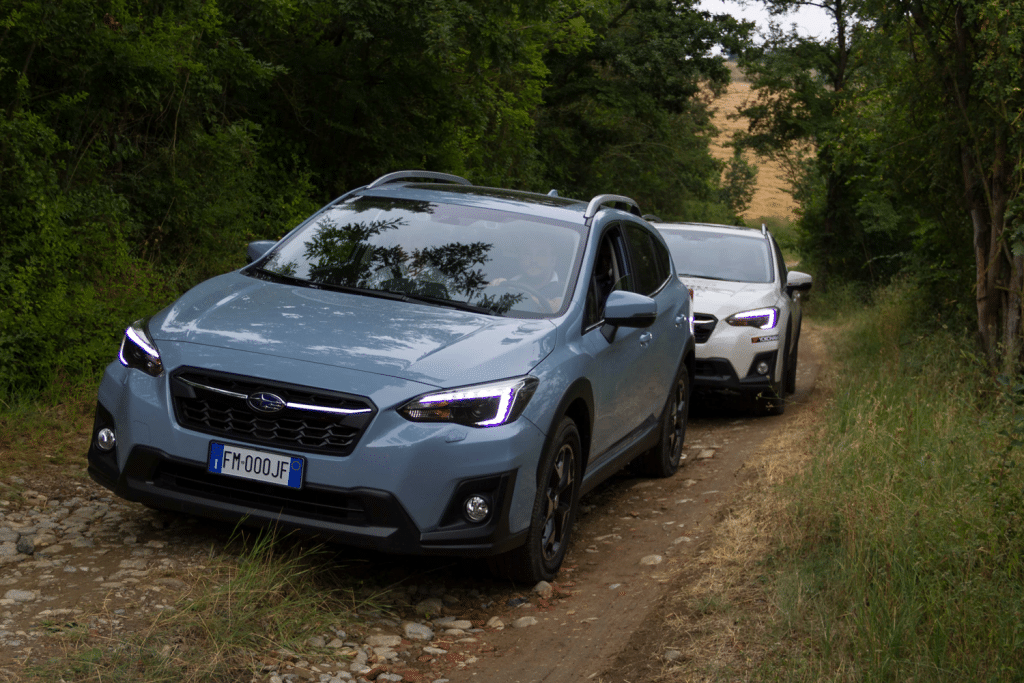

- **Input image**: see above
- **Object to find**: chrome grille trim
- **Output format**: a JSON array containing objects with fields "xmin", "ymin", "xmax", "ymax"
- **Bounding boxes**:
[
  {"xmin": 693, "ymin": 314, "xmax": 717, "ymax": 344},
  {"xmin": 177, "ymin": 377, "xmax": 372, "ymax": 415},
  {"xmin": 170, "ymin": 368, "xmax": 376, "ymax": 456}
]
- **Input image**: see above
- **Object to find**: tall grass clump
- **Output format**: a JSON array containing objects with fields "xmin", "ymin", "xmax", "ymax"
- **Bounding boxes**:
[
  {"xmin": 773, "ymin": 279, "xmax": 1024, "ymax": 682},
  {"xmin": 34, "ymin": 530, "xmax": 384, "ymax": 683}
]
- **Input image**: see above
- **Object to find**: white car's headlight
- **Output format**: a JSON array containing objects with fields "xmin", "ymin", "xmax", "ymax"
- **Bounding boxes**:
[
  {"xmin": 398, "ymin": 377, "xmax": 539, "ymax": 427},
  {"xmin": 118, "ymin": 318, "xmax": 163, "ymax": 377},
  {"xmin": 726, "ymin": 307, "xmax": 778, "ymax": 330}
]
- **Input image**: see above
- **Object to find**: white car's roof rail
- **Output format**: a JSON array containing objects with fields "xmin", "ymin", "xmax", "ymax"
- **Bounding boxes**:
[
  {"xmin": 584, "ymin": 194, "xmax": 642, "ymax": 221},
  {"xmin": 366, "ymin": 170, "xmax": 472, "ymax": 189}
]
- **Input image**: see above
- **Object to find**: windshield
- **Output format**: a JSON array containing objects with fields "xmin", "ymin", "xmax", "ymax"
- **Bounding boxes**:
[
  {"xmin": 252, "ymin": 196, "xmax": 585, "ymax": 317},
  {"xmin": 661, "ymin": 229, "xmax": 773, "ymax": 284}
]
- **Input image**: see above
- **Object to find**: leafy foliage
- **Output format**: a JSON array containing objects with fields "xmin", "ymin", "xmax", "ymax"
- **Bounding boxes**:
[{"xmin": 0, "ymin": 0, "xmax": 749, "ymax": 397}]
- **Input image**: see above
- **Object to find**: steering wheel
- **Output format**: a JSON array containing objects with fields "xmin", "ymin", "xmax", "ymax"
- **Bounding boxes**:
[{"xmin": 487, "ymin": 281, "xmax": 554, "ymax": 314}]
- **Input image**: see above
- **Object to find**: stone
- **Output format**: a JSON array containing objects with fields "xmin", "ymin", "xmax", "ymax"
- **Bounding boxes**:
[
  {"xmin": 365, "ymin": 634, "xmax": 402, "ymax": 648},
  {"xmin": 511, "ymin": 616, "xmax": 537, "ymax": 628},
  {"xmin": 403, "ymin": 622, "xmax": 434, "ymax": 641},
  {"xmin": 413, "ymin": 598, "xmax": 444, "ymax": 617},
  {"xmin": 4, "ymin": 589, "xmax": 38, "ymax": 603}
]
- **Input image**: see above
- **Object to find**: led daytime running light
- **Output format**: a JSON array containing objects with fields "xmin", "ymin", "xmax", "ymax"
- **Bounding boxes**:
[
  {"xmin": 124, "ymin": 324, "xmax": 159, "ymax": 360},
  {"xmin": 420, "ymin": 385, "xmax": 515, "ymax": 427},
  {"xmin": 728, "ymin": 307, "xmax": 778, "ymax": 330}
]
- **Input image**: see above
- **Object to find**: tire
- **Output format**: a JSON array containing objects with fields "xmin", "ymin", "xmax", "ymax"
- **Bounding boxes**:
[
  {"xmin": 785, "ymin": 332, "xmax": 800, "ymax": 395},
  {"xmin": 636, "ymin": 366, "xmax": 689, "ymax": 477},
  {"xmin": 491, "ymin": 417, "xmax": 582, "ymax": 583},
  {"xmin": 754, "ymin": 358, "xmax": 786, "ymax": 416}
]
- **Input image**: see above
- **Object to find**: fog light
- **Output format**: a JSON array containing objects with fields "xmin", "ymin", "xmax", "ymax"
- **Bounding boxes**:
[
  {"xmin": 96, "ymin": 428, "xmax": 116, "ymax": 451},
  {"xmin": 755, "ymin": 360, "xmax": 770, "ymax": 375},
  {"xmin": 464, "ymin": 495, "xmax": 490, "ymax": 523}
]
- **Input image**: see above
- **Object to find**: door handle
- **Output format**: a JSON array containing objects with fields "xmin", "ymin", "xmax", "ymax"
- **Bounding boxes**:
[
  {"xmin": 639, "ymin": 331, "xmax": 653, "ymax": 347},
  {"xmin": 674, "ymin": 313, "xmax": 687, "ymax": 327}
]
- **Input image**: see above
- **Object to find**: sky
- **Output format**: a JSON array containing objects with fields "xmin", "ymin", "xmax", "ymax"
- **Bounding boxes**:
[{"xmin": 698, "ymin": 0, "xmax": 835, "ymax": 40}]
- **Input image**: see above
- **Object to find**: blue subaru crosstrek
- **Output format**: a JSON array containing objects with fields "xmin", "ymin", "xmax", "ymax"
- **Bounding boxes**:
[{"xmin": 87, "ymin": 171, "xmax": 695, "ymax": 582}]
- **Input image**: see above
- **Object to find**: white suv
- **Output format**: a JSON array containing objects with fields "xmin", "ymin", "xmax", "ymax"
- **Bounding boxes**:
[{"xmin": 654, "ymin": 222, "xmax": 812, "ymax": 415}]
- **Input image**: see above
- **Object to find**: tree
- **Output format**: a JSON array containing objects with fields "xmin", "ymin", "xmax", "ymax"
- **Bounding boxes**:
[
  {"xmin": 736, "ymin": 0, "xmax": 878, "ymax": 291},
  {"xmin": 535, "ymin": 0, "xmax": 754, "ymax": 219},
  {"xmin": 851, "ymin": 0, "xmax": 1024, "ymax": 364}
]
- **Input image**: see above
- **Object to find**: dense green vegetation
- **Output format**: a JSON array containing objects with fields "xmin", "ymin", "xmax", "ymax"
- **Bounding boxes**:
[
  {"xmin": 760, "ymin": 283, "xmax": 1024, "ymax": 681},
  {"xmin": 0, "ymin": 0, "xmax": 753, "ymax": 396},
  {"xmin": 738, "ymin": 0, "xmax": 1023, "ymax": 368},
  {"xmin": 4, "ymin": 0, "xmax": 1020, "ymax": 395}
]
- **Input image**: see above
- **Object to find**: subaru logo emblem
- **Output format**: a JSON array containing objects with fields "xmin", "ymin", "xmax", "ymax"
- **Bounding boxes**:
[{"xmin": 248, "ymin": 391, "xmax": 286, "ymax": 413}]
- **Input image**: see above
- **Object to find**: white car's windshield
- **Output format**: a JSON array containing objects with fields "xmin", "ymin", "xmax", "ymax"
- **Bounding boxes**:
[
  {"xmin": 662, "ymin": 229, "xmax": 773, "ymax": 283},
  {"xmin": 255, "ymin": 196, "xmax": 584, "ymax": 317}
]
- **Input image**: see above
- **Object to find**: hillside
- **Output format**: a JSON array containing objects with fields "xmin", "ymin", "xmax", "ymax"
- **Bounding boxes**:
[{"xmin": 709, "ymin": 62, "xmax": 797, "ymax": 221}]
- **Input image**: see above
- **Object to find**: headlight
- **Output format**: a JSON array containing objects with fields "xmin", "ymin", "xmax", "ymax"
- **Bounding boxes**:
[
  {"xmin": 726, "ymin": 307, "xmax": 778, "ymax": 330},
  {"xmin": 398, "ymin": 377, "xmax": 539, "ymax": 428},
  {"xmin": 118, "ymin": 318, "xmax": 163, "ymax": 377}
]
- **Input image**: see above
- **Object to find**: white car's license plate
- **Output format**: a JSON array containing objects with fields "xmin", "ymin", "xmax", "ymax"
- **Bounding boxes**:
[{"xmin": 208, "ymin": 442, "xmax": 304, "ymax": 489}]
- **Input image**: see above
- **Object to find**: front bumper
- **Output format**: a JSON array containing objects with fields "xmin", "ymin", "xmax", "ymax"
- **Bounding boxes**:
[
  {"xmin": 693, "ymin": 350, "xmax": 779, "ymax": 394},
  {"xmin": 86, "ymin": 359, "xmax": 543, "ymax": 557},
  {"xmin": 88, "ymin": 438, "xmax": 524, "ymax": 555}
]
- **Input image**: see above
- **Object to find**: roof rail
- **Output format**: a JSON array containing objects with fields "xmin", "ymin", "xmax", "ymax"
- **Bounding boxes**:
[
  {"xmin": 366, "ymin": 170, "xmax": 472, "ymax": 189},
  {"xmin": 584, "ymin": 194, "xmax": 642, "ymax": 220},
  {"xmin": 642, "ymin": 214, "xmax": 662, "ymax": 222},
  {"xmin": 761, "ymin": 223, "xmax": 768, "ymax": 237},
  {"xmin": 547, "ymin": 189, "xmax": 559, "ymax": 197}
]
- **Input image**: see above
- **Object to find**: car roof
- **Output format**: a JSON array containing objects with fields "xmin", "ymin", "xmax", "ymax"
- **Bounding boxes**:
[
  {"xmin": 654, "ymin": 221, "xmax": 769, "ymax": 239},
  {"xmin": 340, "ymin": 171, "xmax": 646, "ymax": 226}
]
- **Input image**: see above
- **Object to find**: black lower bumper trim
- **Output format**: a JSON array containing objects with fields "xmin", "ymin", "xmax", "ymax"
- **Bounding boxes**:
[{"xmin": 85, "ymin": 402, "xmax": 524, "ymax": 557}]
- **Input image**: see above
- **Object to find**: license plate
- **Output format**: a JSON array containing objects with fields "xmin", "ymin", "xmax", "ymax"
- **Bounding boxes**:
[{"xmin": 208, "ymin": 442, "xmax": 304, "ymax": 489}]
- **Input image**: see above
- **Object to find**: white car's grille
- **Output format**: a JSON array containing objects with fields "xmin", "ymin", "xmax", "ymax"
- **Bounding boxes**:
[{"xmin": 693, "ymin": 314, "xmax": 717, "ymax": 343}]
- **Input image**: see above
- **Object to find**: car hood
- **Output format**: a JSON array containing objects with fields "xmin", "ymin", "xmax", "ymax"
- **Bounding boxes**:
[
  {"xmin": 149, "ymin": 273, "xmax": 557, "ymax": 388},
  {"xmin": 678, "ymin": 276, "xmax": 778, "ymax": 318}
]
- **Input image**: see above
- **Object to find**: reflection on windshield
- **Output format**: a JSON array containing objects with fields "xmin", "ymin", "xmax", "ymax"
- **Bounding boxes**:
[
  {"xmin": 255, "ymin": 197, "xmax": 583, "ymax": 317},
  {"xmin": 662, "ymin": 231, "xmax": 773, "ymax": 283}
]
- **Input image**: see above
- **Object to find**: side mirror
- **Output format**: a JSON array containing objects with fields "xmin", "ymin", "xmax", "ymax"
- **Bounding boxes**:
[
  {"xmin": 603, "ymin": 289, "xmax": 657, "ymax": 327},
  {"xmin": 786, "ymin": 271, "xmax": 813, "ymax": 295},
  {"xmin": 246, "ymin": 240, "xmax": 277, "ymax": 264}
]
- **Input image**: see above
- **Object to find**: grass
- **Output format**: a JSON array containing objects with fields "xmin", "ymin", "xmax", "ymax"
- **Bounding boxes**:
[
  {"xmin": 775, "ymin": 283, "xmax": 1024, "ymax": 681},
  {"xmin": 22, "ymin": 529, "xmax": 389, "ymax": 683},
  {"xmin": 649, "ymin": 279, "xmax": 1024, "ymax": 682},
  {"xmin": 0, "ymin": 380, "xmax": 97, "ymax": 481}
]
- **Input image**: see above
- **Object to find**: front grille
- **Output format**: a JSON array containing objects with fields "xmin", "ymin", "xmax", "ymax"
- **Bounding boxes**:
[
  {"xmin": 154, "ymin": 459, "xmax": 369, "ymax": 523},
  {"xmin": 694, "ymin": 314, "xmax": 717, "ymax": 343},
  {"xmin": 171, "ymin": 368, "xmax": 376, "ymax": 456}
]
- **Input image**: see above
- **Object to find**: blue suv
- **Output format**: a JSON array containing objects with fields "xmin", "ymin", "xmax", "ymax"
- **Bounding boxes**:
[{"xmin": 87, "ymin": 171, "xmax": 695, "ymax": 582}]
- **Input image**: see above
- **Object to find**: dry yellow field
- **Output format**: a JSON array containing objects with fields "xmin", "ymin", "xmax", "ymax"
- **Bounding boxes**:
[{"xmin": 709, "ymin": 63, "xmax": 797, "ymax": 221}]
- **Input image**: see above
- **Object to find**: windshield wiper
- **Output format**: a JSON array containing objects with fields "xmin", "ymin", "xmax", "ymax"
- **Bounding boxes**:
[
  {"xmin": 250, "ymin": 268, "xmax": 497, "ymax": 314},
  {"xmin": 683, "ymin": 274, "xmax": 729, "ymax": 281},
  {"xmin": 387, "ymin": 290, "xmax": 497, "ymax": 316},
  {"xmin": 250, "ymin": 268, "xmax": 412, "ymax": 301}
]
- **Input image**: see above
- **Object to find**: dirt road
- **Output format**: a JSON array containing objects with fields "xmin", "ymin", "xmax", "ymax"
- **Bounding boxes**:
[
  {"xmin": 439, "ymin": 325, "xmax": 823, "ymax": 683},
  {"xmin": 0, "ymin": 326, "xmax": 822, "ymax": 682}
]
